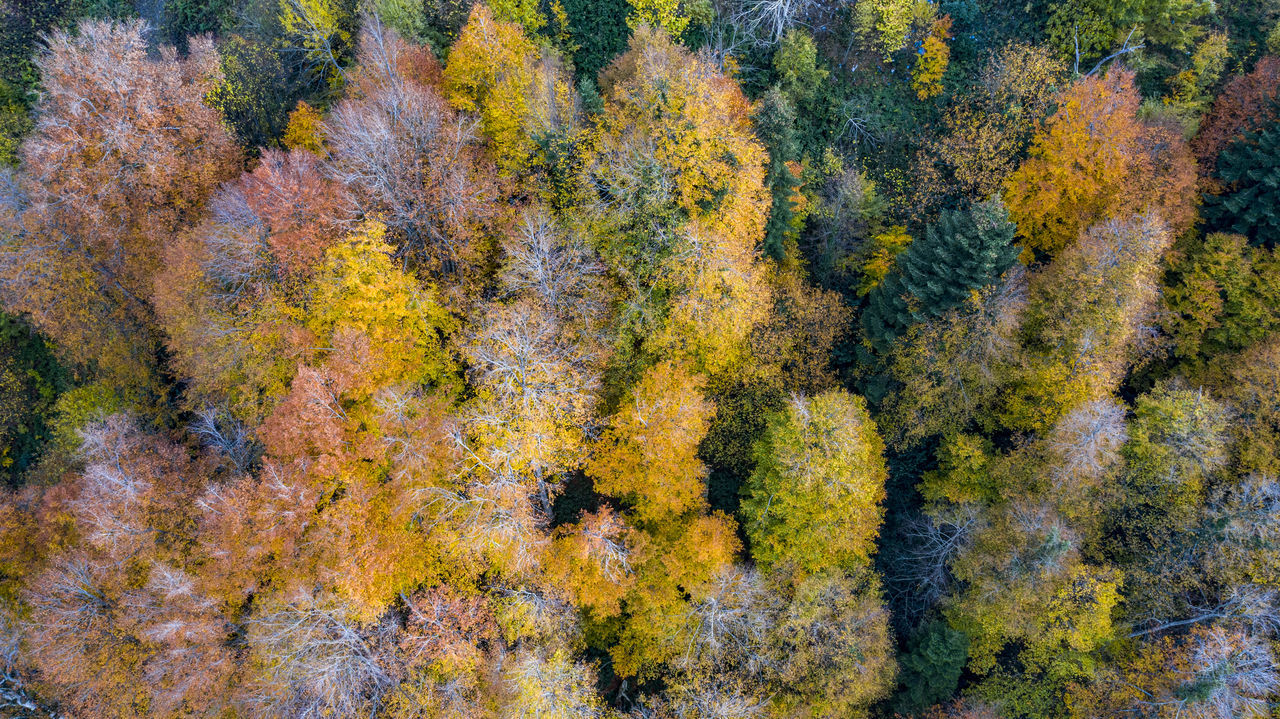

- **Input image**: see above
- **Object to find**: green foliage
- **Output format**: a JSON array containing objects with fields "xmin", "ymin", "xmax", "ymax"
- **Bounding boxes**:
[
  {"xmin": 0, "ymin": 82, "xmax": 32, "ymax": 167},
  {"xmin": 1106, "ymin": 385, "xmax": 1229, "ymax": 615},
  {"xmin": 371, "ymin": 0, "xmax": 434, "ymax": 44},
  {"xmin": 756, "ymin": 87, "xmax": 801, "ymax": 260},
  {"xmin": 489, "ymin": 0, "xmax": 546, "ymax": 36},
  {"xmin": 8, "ymin": 3, "xmax": 1280, "ymax": 716},
  {"xmin": 774, "ymin": 30, "xmax": 828, "ymax": 104},
  {"xmin": 0, "ymin": 0, "xmax": 79, "ymax": 97},
  {"xmin": 1045, "ymin": 0, "xmax": 1211, "ymax": 63},
  {"xmin": 853, "ymin": 0, "xmax": 920, "ymax": 59},
  {"xmin": 893, "ymin": 621, "xmax": 969, "ymax": 714},
  {"xmin": 561, "ymin": 0, "xmax": 631, "ymax": 80},
  {"xmin": 1205, "ymin": 120, "xmax": 1280, "ymax": 248},
  {"xmin": 741, "ymin": 389, "xmax": 888, "ymax": 577},
  {"xmin": 920, "ymin": 433, "xmax": 996, "ymax": 505},
  {"xmin": 48, "ymin": 382, "xmax": 121, "ymax": 454},
  {"xmin": 627, "ymin": 0, "xmax": 690, "ymax": 38},
  {"xmin": 1162, "ymin": 232, "xmax": 1280, "ymax": 377},
  {"xmin": 862, "ymin": 199, "xmax": 1018, "ymax": 351},
  {"xmin": 0, "ymin": 313, "xmax": 69, "ymax": 483},
  {"xmin": 161, "ymin": 0, "xmax": 237, "ymax": 49}
]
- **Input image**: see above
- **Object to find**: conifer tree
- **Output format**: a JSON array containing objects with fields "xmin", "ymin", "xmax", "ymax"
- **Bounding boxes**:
[
  {"xmin": 755, "ymin": 87, "xmax": 800, "ymax": 261},
  {"xmin": 1205, "ymin": 119, "xmax": 1280, "ymax": 248},
  {"xmin": 862, "ymin": 199, "xmax": 1018, "ymax": 351}
]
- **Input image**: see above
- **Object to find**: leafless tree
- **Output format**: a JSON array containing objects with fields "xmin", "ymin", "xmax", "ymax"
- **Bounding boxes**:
[
  {"xmin": 21, "ymin": 557, "xmax": 115, "ymax": 709},
  {"xmin": 1145, "ymin": 627, "xmax": 1280, "ymax": 719},
  {"xmin": 500, "ymin": 209, "xmax": 606, "ymax": 324},
  {"xmin": 1046, "ymin": 397, "xmax": 1128, "ymax": 489},
  {"xmin": 574, "ymin": 508, "xmax": 634, "ymax": 582},
  {"xmin": 500, "ymin": 648, "xmax": 609, "ymax": 718},
  {"xmin": 326, "ymin": 23, "xmax": 495, "ymax": 280},
  {"xmin": 190, "ymin": 405, "xmax": 260, "ymax": 472},
  {"xmin": 244, "ymin": 592, "xmax": 394, "ymax": 718},
  {"xmin": 1211, "ymin": 473, "xmax": 1280, "ymax": 549},
  {"xmin": 1129, "ymin": 584, "xmax": 1280, "ymax": 639},
  {"xmin": 197, "ymin": 184, "xmax": 273, "ymax": 303},
  {"xmin": 74, "ymin": 415, "xmax": 155, "ymax": 554},
  {"xmin": 660, "ymin": 674, "xmax": 771, "ymax": 719},
  {"xmin": 121, "ymin": 563, "xmax": 235, "ymax": 715},
  {"xmin": 679, "ymin": 566, "xmax": 778, "ymax": 676},
  {"xmin": 888, "ymin": 505, "xmax": 982, "ymax": 615},
  {"xmin": 729, "ymin": 0, "xmax": 814, "ymax": 45}
]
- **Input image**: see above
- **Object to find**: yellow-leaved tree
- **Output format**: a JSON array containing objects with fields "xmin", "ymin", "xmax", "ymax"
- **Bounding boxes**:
[
  {"xmin": 444, "ymin": 4, "xmax": 578, "ymax": 176},
  {"xmin": 590, "ymin": 27, "xmax": 772, "ymax": 375}
]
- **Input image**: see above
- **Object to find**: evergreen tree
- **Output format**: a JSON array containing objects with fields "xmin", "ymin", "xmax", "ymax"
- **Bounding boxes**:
[
  {"xmin": 756, "ymin": 87, "xmax": 799, "ymax": 260},
  {"xmin": 1205, "ymin": 119, "xmax": 1280, "ymax": 248},
  {"xmin": 862, "ymin": 199, "xmax": 1018, "ymax": 351},
  {"xmin": 893, "ymin": 621, "xmax": 970, "ymax": 714}
]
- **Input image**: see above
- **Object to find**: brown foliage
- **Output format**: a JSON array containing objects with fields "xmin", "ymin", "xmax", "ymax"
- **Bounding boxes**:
[
  {"xmin": 22, "ymin": 415, "xmax": 233, "ymax": 718},
  {"xmin": 0, "ymin": 20, "xmax": 238, "ymax": 395},
  {"xmin": 1192, "ymin": 56, "xmax": 1280, "ymax": 171},
  {"xmin": 239, "ymin": 149, "xmax": 349, "ymax": 276}
]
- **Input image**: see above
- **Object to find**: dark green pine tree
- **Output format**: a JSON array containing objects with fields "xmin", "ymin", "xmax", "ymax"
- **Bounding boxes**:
[
  {"xmin": 1205, "ymin": 119, "xmax": 1280, "ymax": 248},
  {"xmin": 861, "ymin": 199, "xmax": 1018, "ymax": 352},
  {"xmin": 755, "ymin": 86, "xmax": 800, "ymax": 261},
  {"xmin": 892, "ymin": 621, "xmax": 970, "ymax": 715}
]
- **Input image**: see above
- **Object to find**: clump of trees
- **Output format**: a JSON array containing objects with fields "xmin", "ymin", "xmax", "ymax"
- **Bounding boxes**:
[{"xmin": 1, "ymin": 0, "xmax": 1279, "ymax": 717}]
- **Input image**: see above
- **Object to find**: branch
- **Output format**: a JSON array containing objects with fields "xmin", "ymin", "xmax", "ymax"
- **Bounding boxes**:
[{"xmin": 1085, "ymin": 26, "xmax": 1143, "ymax": 77}]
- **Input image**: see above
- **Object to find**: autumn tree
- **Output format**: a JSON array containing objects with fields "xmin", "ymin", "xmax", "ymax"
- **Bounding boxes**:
[
  {"xmin": 1006, "ymin": 213, "xmax": 1172, "ymax": 432},
  {"xmin": 446, "ymin": 210, "xmax": 608, "ymax": 575},
  {"xmin": 0, "ymin": 19, "xmax": 238, "ymax": 397},
  {"xmin": 741, "ymin": 390, "xmax": 888, "ymax": 577},
  {"xmin": 1071, "ymin": 626, "xmax": 1279, "ymax": 718},
  {"xmin": 769, "ymin": 572, "xmax": 897, "ymax": 716},
  {"xmin": 1003, "ymin": 68, "xmax": 1194, "ymax": 259},
  {"xmin": 277, "ymin": 0, "xmax": 357, "ymax": 93},
  {"xmin": 22, "ymin": 415, "xmax": 233, "ymax": 718},
  {"xmin": 588, "ymin": 363, "xmax": 714, "ymax": 526},
  {"xmin": 579, "ymin": 362, "xmax": 741, "ymax": 679},
  {"xmin": 589, "ymin": 26, "xmax": 771, "ymax": 375},
  {"xmin": 188, "ymin": 220, "xmax": 463, "ymax": 628},
  {"xmin": 909, "ymin": 42, "xmax": 1066, "ymax": 221},
  {"xmin": 1190, "ymin": 56, "xmax": 1280, "ymax": 171},
  {"xmin": 155, "ymin": 153, "xmax": 348, "ymax": 425},
  {"xmin": 500, "ymin": 648, "xmax": 612, "ymax": 718},
  {"xmin": 878, "ymin": 269, "xmax": 1026, "ymax": 447},
  {"xmin": 1162, "ymin": 233, "xmax": 1280, "ymax": 381},
  {"xmin": 912, "ymin": 15, "xmax": 953, "ymax": 100},
  {"xmin": 444, "ymin": 4, "xmax": 578, "ymax": 176},
  {"xmin": 327, "ymin": 20, "xmax": 499, "ymax": 295}
]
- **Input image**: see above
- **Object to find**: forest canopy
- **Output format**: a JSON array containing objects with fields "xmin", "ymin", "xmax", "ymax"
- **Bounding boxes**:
[{"xmin": 1, "ymin": 0, "xmax": 1280, "ymax": 717}]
